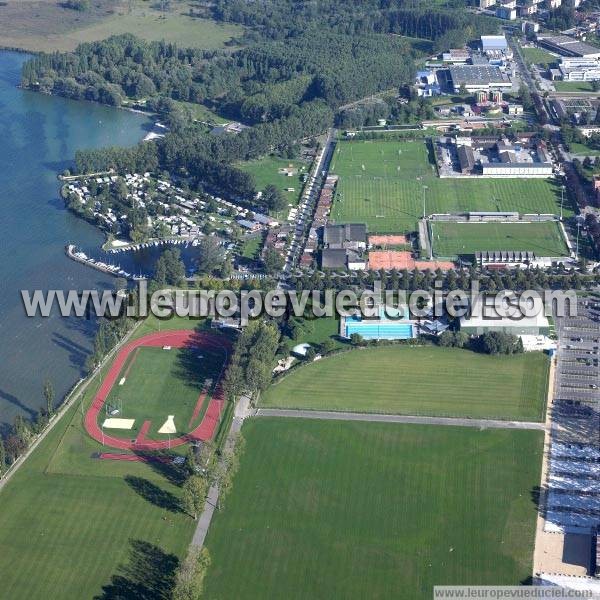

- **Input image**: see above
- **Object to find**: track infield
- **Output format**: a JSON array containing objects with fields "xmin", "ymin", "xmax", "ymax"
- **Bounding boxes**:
[{"xmin": 84, "ymin": 330, "xmax": 230, "ymax": 450}]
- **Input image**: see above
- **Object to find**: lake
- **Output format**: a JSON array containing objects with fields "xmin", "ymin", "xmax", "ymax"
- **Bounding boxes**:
[{"xmin": 0, "ymin": 50, "xmax": 153, "ymax": 429}]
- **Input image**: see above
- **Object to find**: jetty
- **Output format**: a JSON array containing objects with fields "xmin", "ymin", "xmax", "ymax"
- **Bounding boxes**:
[{"xmin": 65, "ymin": 244, "xmax": 145, "ymax": 281}]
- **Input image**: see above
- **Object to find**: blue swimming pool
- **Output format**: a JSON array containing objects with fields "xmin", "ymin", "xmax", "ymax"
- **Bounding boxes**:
[{"xmin": 344, "ymin": 319, "xmax": 414, "ymax": 340}]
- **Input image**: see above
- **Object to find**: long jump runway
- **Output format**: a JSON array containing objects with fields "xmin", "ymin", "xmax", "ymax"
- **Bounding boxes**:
[{"xmin": 84, "ymin": 330, "xmax": 230, "ymax": 451}]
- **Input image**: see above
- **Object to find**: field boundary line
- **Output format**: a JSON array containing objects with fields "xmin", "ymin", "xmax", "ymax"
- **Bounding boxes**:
[{"xmin": 255, "ymin": 409, "xmax": 546, "ymax": 430}]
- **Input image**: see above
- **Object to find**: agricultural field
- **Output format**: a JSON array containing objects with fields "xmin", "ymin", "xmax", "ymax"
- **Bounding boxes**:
[
  {"xmin": 261, "ymin": 345, "xmax": 549, "ymax": 421},
  {"xmin": 203, "ymin": 418, "xmax": 544, "ymax": 599},
  {"xmin": 0, "ymin": 317, "xmax": 220, "ymax": 599},
  {"xmin": 430, "ymin": 220, "xmax": 569, "ymax": 258},
  {"xmin": 0, "ymin": 0, "xmax": 243, "ymax": 52},
  {"xmin": 329, "ymin": 140, "xmax": 566, "ymax": 234},
  {"xmin": 237, "ymin": 155, "xmax": 310, "ymax": 219}
]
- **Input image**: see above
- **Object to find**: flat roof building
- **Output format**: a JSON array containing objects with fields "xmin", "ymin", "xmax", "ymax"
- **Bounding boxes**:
[
  {"xmin": 537, "ymin": 35, "xmax": 600, "ymax": 59},
  {"xmin": 481, "ymin": 35, "xmax": 508, "ymax": 52},
  {"xmin": 448, "ymin": 65, "xmax": 512, "ymax": 92}
]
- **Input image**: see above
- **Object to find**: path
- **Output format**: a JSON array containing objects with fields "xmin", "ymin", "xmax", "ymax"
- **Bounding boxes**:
[
  {"xmin": 255, "ymin": 408, "xmax": 546, "ymax": 430},
  {"xmin": 190, "ymin": 396, "xmax": 252, "ymax": 548}
]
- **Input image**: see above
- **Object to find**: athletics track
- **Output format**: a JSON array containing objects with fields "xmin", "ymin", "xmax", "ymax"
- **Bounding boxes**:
[{"xmin": 84, "ymin": 330, "xmax": 230, "ymax": 451}]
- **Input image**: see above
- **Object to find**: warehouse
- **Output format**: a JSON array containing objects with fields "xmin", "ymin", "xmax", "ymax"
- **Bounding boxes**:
[
  {"xmin": 448, "ymin": 65, "xmax": 512, "ymax": 92},
  {"xmin": 536, "ymin": 35, "xmax": 600, "ymax": 59}
]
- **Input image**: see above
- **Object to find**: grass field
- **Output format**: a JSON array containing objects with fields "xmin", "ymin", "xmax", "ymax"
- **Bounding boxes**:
[
  {"xmin": 0, "ymin": 316, "xmax": 217, "ymax": 599},
  {"xmin": 330, "ymin": 140, "xmax": 566, "ymax": 234},
  {"xmin": 553, "ymin": 81, "xmax": 596, "ymax": 93},
  {"xmin": 521, "ymin": 47, "xmax": 557, "ymax": 68},
  {"xmin": 238, "ymin": 155, "xmax": 310, "ymax": 219},
  {"xmin": 568, "ymin": 141, "xmax": 600, "ymax": 157},
  {"xmin": 261, "ymin": 346, "xmax": 549, "ymax": 421},
  {"xmin": 0, "ymin": 0, "xmax": 243, "ymax": 52},
  {"xmin": 204, "ymin": 418, "xmax": 543, "ymax": 599},
  {"xmin": 103, "ymin": 344, "xmax": 224, "ymax": 440},
  {"xmin": 430, "ymin": 220, "xmax": 569, "ymax": 258}
]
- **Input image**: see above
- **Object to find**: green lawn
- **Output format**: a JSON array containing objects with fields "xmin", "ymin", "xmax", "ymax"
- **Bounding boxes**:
[
  {"xmin": 238, "ymin": 155, "xmax": 310, "ymax": 219},
  {"xmin": 554, "ymin": 81, "xmax": 596, "ymax": 93},
  {"xmin": 521, "ymin": 47, "xmax": 557, "ymax": 68},
  {"xmin": 330, "ymin": 140, "xmax": 566, "ymax": 234},
  {"xmin": 239, "ymin": 234, "xmax": 263, "ymax": 259},
  {"xmin": 204, "ymin": 418, "xmax": 543, "ymax": 600},
  {"xmin": 568, "ymin": 141, "xmax": 600, "ymax": 157},
  {"xmin": 103, "ymin": 344, "xmax": 225, "ymax": 440},
  {"xmin": 430, "ymin": 220, "xmax": 569, "ymax": 258},
  {"xmin": 261, "ymin": 346, "xmax": 549, "ymax": 421},
  {"xmin": 0, "ymin": 316, "xmax": 219, "ymax": 598}
]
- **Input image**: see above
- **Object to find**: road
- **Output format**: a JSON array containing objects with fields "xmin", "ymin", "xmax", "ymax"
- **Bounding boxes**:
[
  {"xmin": 280, "ymin": 128, "xmax": 336, "ymax": 279},
  {"xmin": 255, "ymin": 408, "xmax": 546, "ymax": 430}
]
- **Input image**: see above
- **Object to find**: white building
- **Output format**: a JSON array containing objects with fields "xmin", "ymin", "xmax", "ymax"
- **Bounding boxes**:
[
  {"xmin": 558, "ymin": 57, "xmax": 600, "ymax": 81},
  {"xmin": 481, "ymin": 35, "xmax": 509, "ymax": 53}
]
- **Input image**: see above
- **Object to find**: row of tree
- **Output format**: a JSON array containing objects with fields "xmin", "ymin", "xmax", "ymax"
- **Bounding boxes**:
[{"xmin": 438, "ymin": 330, "xmax": 524, "ymax": 355}]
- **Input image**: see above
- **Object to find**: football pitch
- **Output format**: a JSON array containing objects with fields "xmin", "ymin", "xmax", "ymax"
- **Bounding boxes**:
[
  {"xmin": 260, "ymin": 346, "xmax": 549, "ymax": 421},
  {"xmin": 103, "ymin": 345, "xmax": 224, "ymax": 440},
  {"xmin": 203, "ymin": 418, "xmax": 543, "ymax": 599},
  {"xmin": 329, "ymin": 140, "xmax": 566, "ymax": 233},
  {"xmin": 430, "ymin": 220, "xmax": 569, "ymax": 258}
]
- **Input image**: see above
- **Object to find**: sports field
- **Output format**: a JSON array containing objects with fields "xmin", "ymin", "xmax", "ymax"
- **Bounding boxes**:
[
  {"xmin": 261, "ymin": 346, "xmax": 549, "ymax": 421},
  {"xmin": 430, "ymin": 220, "xmax": 569, "ymax": 258},
  {"xmin": 330, "ymin": 140, "xmax": 565, "ymax": 233},
  {"xmin": 103, "ymin": 344, "xmax": 224, "ymax": 440},
  {"xmin": 0, "ymin": 318, "xmax": 216, "ymax": 599},
  {"xmin": 203, "ymin": 418, "xmax": 543, "ymax": 599}
]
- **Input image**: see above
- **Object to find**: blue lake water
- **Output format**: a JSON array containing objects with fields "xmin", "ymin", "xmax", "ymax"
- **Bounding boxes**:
[{"xmin": 0, "ymin": 50, "xmax": 157, "ymax": 428}]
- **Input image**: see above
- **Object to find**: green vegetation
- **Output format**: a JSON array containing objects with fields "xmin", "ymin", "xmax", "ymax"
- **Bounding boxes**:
[
  {"xmin": 261, "ymin": 346, "xmax": 549, "ymax": 421},
  {"xmin": 240, "ymin": 235, "xmax": 263, "ymax": 260},
  {"xmin": 521, "ymin": 47, "xmax": 557, "ymax": 68},
  {"xmin": 103, "ymin": 345, "xmax": 224, "ymax": 440},
  {"xmin": 0, "ymin": 0, "xmax": 243, "ymax": 53},
  {"xmin": 204, "ymin": 418, "xmax": 543, "ymax": 600},
  {"xmin": 0, "ymin": 315, "xmax": 210, "ymax": 599},
  {"xmin": 330, "ymin": 140, "xmax": 565, "ymax": 233},
  {"xmin": 237, "ymin": 155, "xmax": 309, "ymax": 218},
  {"xmin": 568, "ymin": 142, "xmax": 600, "ymax": 157},
  {"xmin": 553, "ymin": 81, "xmax": 596, "ymax": 93},
  {"xmin": 430, "ymin": 220, "xmax": 569, "ymax": 258}
]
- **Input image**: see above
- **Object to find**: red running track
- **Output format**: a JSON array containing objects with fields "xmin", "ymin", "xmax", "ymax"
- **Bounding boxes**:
[{"xmin": 85, "ymin": 330, "xmax": 231, "ymax": 451}]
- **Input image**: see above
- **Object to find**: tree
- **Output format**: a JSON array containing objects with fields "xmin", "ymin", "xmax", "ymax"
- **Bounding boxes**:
[
  {"xmin": 320, "ymin": 338, "xmax": 336, "ymax": 354},
  {"xmin": 350, "ymin": 333, "xmax": 363, "ymax": 346},
  {"xmin": 43, "ymin": 379, "xmax": 55, "ymax": 416},
  {"xmin": 173, "ymin": 546, "xmax": 211, "ymax": 600},
  {"xmin": 263, "ymin": 248, "xmax": 285, "ymax": 275},
  {"xmin": 305, "ymin": 347, "xmax": 317, "ymax": 361},
  {"xmin": 197, "ymin": 237, "xmax": 224, "ymax": 275},
  {"xmin": 262, "ymin": 184, "xmax": 287, "ymax": 212},
  {"xmin": 181, "ymin": 476, "xmax": 208, "ymax": 520},
  {"xmin": 153, "ymin": 248, "xmax": 186, "ymax": 287}
]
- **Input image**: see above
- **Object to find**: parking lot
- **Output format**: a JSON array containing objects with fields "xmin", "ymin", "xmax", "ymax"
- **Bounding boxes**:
[{"xmin": 543, "ymin": 295, "xmax": 600, "ymax": 535}]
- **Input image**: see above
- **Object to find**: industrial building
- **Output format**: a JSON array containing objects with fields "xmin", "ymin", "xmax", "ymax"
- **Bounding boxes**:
[
  {"xmin": 448, "ymin": 65, "xmax": 512, "ymax": 92},
  {"xmin": 537, "ymin": 34, "xmax": 600, "ymax": 59}
]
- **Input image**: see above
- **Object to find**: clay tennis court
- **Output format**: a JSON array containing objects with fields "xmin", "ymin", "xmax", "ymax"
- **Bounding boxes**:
[
  {"xmin": 368, "ymin": 235, "xmax": 408, "ymax": 247},
  {"xmin": 368, "ymin": 250, "xmax": 455, "ymax": 271},
  {"xmin": 84, "ymin": 330, "xmax": 231, "ymax": 451}
]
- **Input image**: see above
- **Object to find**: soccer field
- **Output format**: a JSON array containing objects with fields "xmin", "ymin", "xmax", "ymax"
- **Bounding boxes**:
[
  {"xmin": 329, "ymin": 140, "xmax": 565, "ymax": 233},
  {"xmin": 103, "ymin": 345, "xmax": 225, "ymax": 440},
  {"xmin": 203, "ymin": 419, "xmax": 543, "ymax": 599},
  {"xmin": 430, "ymin": 220, "xmax": 569, "ymax": 258},
  {"xmin": 261, "ymin": 346, "xmax": 549, "ymax": 421}
]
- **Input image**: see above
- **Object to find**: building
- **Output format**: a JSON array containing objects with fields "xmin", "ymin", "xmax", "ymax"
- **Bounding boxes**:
[
  {"xmin": 460, "ymin": 296, "xmax": 551, "ymax": 336},
  {"xmin": 519, "ymin": 1, "xmax": 538, "ymax": 16},
  {"xmin": 448, "ymin": 65, "xmax": 512, "ymax": 92},
  {"xmin": 323, "ymin": 224, "xmax": 367, "ymax": 250},
  {"xmin": 442, "ymin": 48, "xmax": 470, "ymax": 63},
  {"xmin": 546, "ymin": 0, "xmax": 562, "ymax": 7},
  {"xmin": 558, "ymin": 58, "xmax": 600, "ymax": 81},
  {"xmin": 507, "ymin": 104, "xmax": 524, "ymax": 115},
  {"xmin": 457, "ymin": 145, "xmax": 475, "ymax": 174},
  {"xmin": 479, "ymin": 0, "xmax": 496, "ymax": 7},
  {"xmin": 321, "ymin": 248, "xmax": 348, "ymax": 269},
  {"xmin": 537, "ymin": 35, "xmax": 600, "ymax": 59},
  {"xmin": 522, "ymin": 21, "xmax": 540, "ymax": 35},
  {"xmin": 496, "ymin": 5, "xmax": 517, "ymax": 19},
  {"xmin": 481, "ymin": 35, "xmax": 509, "ymax": 53}
]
